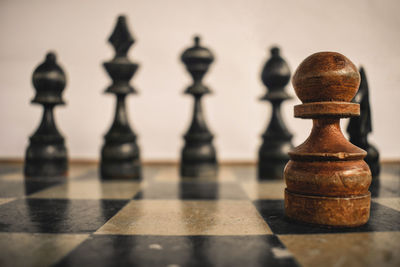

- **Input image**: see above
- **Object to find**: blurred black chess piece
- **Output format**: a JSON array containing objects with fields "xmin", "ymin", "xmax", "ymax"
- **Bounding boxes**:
[
  {"xmin": 180, "ymin": 36, "xmax": 218, "ymax": 177},
  {"xmin": 24, "ymin": 52, "xmax": 68, "ymax": 178},
  {"xmin": 258, "ymin": 47, "xmax": 293, "ymax": 179},
  {"xmin": 100, "ymin": 15, "xmax": 141, "ymax": 179},
  {"xmin": 179, "ymin": 181, "xmax": 219, "ymax": 199},
  {"xmin": 347, "ymin": 67, "xmax": 380, "ymax": 178}
]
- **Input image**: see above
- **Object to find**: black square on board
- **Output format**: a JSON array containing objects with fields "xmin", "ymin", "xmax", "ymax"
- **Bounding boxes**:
[
  {"xmin": 55, "ymin": 235, "xmax": 299, "ymax": 267},
  {"xmin": 0, "ymin": 199, "xmax": 128, "ymax": 233}
]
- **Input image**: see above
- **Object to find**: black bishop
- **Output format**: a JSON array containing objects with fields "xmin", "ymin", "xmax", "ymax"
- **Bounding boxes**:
[{"xmin": 25, "ymin": 52, "xmax": 68, "ymax": 178}]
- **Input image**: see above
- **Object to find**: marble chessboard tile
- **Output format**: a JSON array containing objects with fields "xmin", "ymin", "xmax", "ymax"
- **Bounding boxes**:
[{"xmin": 0, "ymin": 163, "xmax": 398, "ymax": 267}]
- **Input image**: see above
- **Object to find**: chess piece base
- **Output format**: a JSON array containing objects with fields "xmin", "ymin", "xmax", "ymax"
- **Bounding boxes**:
[
  {"xmin": 24, "ymin": 143, "xmax": 68, "ymax": 177},
  {"xmin": 100, "ymin": 161, "xmax": 141, "ymax": 180},
  {"xmin": 258, "ymin": 140, "xmax": 292, "ymax": 180},
  {"xmin": 258, "ymin": 160, "xmax": 287, "ymax": 180},
  {"xmin": 284, "ymin": 189, "xmax": 370, "ymax": 227},
  {"xmin": 180, "ymin": 162, "xmax": 217, "ymax": 177},
  {"xmin": 24, "ymin": 161, "xmax": 68, "ymax": 178},
  {"xmin": 181, "ymin": 142, "xmax": 217, "ymax": 178},
  {"xmin": 100, "ymin": 142, "xmax": 141, "ymax": 180}
]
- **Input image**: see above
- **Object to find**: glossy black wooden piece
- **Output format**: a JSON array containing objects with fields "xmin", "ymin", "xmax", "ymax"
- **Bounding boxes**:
[
  {"xmin": 100, "ymin": 16, "xmax": 141, "ymax": 179},
  {"xmin": 24, "ymin": 52, "xmax": 68, "ymax": 178},
  {"xmin": 258, "ymin": 47, "xmax": 293, "ymax": 179},
  {"xmin": 180, "ymin": 36, "xmax": 217, "ymax": 177},
  {"xmin": 347, "ymin": 67, "xmax": 380, "ymax": 177}
]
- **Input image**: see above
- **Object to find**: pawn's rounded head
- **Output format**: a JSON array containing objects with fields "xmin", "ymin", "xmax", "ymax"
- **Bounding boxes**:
[
  {"xmin": 261, "ymin": 46, "xmax": 291, "ymax": 90},
  {"xmin": 181, "ymin": 35, "xmax": 214, "ymax": 65},
  {"xmin": 292, "ymin": 52, "xmax": 360, "ymax": 103}
]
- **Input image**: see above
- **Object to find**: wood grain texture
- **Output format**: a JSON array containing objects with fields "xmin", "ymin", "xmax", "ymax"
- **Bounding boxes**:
[
  {"xmin": 292, "ymin": 52, "xmax": 360, "ymax": 103},
  {"xmin": 284, "ymin": 52, "xmax": 371, "ymax": 227},
  {"xmin": 294, "ymin": 102, "xmax": 359, "ymax": 118}
]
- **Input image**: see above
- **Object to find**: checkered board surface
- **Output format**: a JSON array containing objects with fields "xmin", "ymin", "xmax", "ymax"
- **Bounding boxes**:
[{"xmin": 0, "ymin": 163, "xmax": 399, "ymax": 267}]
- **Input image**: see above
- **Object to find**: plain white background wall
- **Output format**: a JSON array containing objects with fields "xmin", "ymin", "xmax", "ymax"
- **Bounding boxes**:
[{"xmin": 0, "ymin": 0, "xmax": 399, "ymax": 161}]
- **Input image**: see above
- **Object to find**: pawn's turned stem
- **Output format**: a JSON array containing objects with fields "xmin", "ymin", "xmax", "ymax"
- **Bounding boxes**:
[
  {"xmin": 284, "ymin": 52, "xmax": 371, "ymax": 227},
  {"xmin": 309, "ymin": 119, "xmax": 343, "ymax": 143}
]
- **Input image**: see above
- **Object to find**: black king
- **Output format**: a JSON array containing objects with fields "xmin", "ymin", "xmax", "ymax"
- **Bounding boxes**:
[
  {"xmin": 100, "ymin": 16, "xmax": 141, "ymax": 179},
  {"xmin": 180, "ymin": 36, "xmax": 218, "ymax": 177}
]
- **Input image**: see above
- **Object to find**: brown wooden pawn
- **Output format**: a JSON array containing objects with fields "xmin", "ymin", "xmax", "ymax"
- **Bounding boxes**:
[{"xmin": 284, "ymin": 52, "xmax": 372, "ymax": 227}]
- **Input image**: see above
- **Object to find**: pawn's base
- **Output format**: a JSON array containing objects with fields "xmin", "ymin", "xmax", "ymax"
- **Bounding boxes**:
[
  {"xmin": 100, "ymin": 161, "xmax": 141, "ymax": 180},
  {"xmin": 100, "ymin": 141, "xmax": 141, "ymax": 180},
  {"xmin": 284, "ymin": 189, "xmax": 370, "ymax": 227},
  {"xmin": 180, "ymin": 162, "xmax": 217, "ymax": 178},
  {"xmin": 24, "ymin": 143, "xmax": 68, "ymax": 178},
  {"xmin": 24, "ymin": 161, "xmax": 68, "ymax": 178}
]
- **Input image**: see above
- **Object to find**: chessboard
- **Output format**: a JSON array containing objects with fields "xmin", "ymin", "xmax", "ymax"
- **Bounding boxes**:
[{"xmin": 0, "ymin": 162, "xmax": 399, "ymax": 267}]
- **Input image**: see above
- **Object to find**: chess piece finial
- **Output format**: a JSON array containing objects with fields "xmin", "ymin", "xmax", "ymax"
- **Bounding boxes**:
[
  {"xmin": 347, "ymin": 67, "xmax": 380, "ymax": 177},
  {"xmin": 284, "ymin": 52, "xmax": 371, "ymax": 227},
  {"xmin": 25, "ymin": 52, "xmax": 68, "ymax": 177},
  {"xmin": 100, "ymin": 15, "xmax": 141, "ymax": 179},
  {"xmin": 258, "ymin": 46, "xmax": 293, "ymax": 179},
  {"xmin": 181, "ymin": 36, "xmax": 214, "ymax": 95},
  {"xmin": 109, "ymin": 15, "xmax": 134, "ymax": 58},
  {"xmin": 180, "ymin": 35, "xmax": 218, "ymax": 177}
]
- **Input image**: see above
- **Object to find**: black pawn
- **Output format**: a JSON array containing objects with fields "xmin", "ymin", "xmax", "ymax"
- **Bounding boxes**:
[
  {"xmin": 258, "ymin": 47, "xmax": 293, "ymax": 179},
  {"xmin": 347, "ymin": 67, "xmax": 380, "ymax": 177},
  {"xmin": 180, "ymin": 36, "xmax": 217, "ymax": 177},
  {"xmin": 100, "ymin": 16, "xmax": 141, "ymax": 179},
  {"xmin": 25, "ymin": 52, "xmax": 68, "ymax": 178}
]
